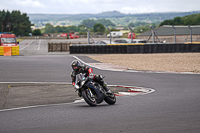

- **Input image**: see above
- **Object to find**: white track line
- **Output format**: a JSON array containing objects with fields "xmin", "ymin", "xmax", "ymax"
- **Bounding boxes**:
[
  {"xmin": 0, "ymin": 82, "xmax": 71, "ymax": 84},
  {"xmin": 0, "ymin": 83, "xmax": 155, "ymax": 112},
  {"xmin": 37, "ymin": 40, "xmax": 41, "ymax": 50},
  {"xmin": 0, "ymin": 102, "xmax": 75, "ymax": 112},
  {"xmin": 19, "ymin": 40, "xmax": 34, "ymax": 51},
  {"xmin": 72, "ymin": 55, "xmax": 108, "ymax": 70},
  {"xmin": 72, "ymin": 55, "xmax": 200, "ymax": 74},
  {"xmin": 0, "ymin": 55, "xmax": 157, "ymax": 112}
]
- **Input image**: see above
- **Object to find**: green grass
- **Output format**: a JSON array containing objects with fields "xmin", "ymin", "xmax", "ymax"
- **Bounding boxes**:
[{"xmin": 17, "ymin": 39, "xmax": 23, "ymax": 42}]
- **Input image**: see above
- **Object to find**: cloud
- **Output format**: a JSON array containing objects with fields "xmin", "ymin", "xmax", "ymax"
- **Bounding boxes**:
[
  {"xmin": 18, "ymin": 0, "xmax": 44, "ymax": 7},
  {"xmin": 0, "ymin": 0, "xmax": 199, "ymax": 14}
]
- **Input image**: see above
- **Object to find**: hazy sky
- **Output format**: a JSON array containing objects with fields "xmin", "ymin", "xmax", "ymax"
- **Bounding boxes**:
[{"xmin": 0, "ymin": 0, "xmax": 199, "ymax": 14}]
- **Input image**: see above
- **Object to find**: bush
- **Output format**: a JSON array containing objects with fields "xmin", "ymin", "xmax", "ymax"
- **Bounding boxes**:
[{"xmin": 32, "ymin": 29, "xmax": 41, "ymax": 36}]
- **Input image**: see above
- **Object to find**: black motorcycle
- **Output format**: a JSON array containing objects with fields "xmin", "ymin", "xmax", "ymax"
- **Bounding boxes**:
[{"xmin": 74, "ymin": 73, "xmax": 116, "ymax": 106}]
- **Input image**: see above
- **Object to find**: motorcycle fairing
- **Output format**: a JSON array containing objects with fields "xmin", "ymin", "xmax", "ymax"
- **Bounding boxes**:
[{"xmin": 85, "ymin": 80, "xmax": 104, "ymax": 103}]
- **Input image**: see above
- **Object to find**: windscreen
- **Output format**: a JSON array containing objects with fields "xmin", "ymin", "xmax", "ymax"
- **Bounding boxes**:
[{"xmin": 1, "ymin": 38, "xmax": 16, "ymax": 43}]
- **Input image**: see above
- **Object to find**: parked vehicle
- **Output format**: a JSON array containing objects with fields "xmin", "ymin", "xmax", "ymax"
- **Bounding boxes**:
[
  {"xmin": 93, "ymin": 40, "xmax": 116, "ymax": 45},
  {"xmin": 70, "ymin": 34, "xmax": 79, "ymax": 39},
  {"xmin": 60, "ymin": 33, "xmax": 68, "ymax": 37},
  {"xmin": 128, "ymin": 39, "xmax": 147, "ymax": 43},
  {"xmin": 107, "ymin": 31, "xmax": 123, "ymax": 38},
  {"xmin": 0, "ymin": 33, "xmax": 18, "ymax": 46},
  {"xmin": 114, "ymin": 39, "xmax": 131, "ymax": 43},
  {"xmin": 75, "ymin": 73, "xmax": 116, "ymax": 106},
  {"xmin": 60, "ymin": 33, "xmax": 79, "ymax": 39}
]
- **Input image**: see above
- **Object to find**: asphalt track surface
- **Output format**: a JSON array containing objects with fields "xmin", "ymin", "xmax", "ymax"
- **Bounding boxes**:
[{"xmin": 0, "ymin": 39, "xmax": 200, "ymax": 133}]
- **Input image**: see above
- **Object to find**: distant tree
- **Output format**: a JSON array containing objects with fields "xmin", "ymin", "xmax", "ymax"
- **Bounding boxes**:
[
  {"xmin": 159, "ymin": 13, "xmax": 200, "ymax": 26},
  {"xmin": 173, "ymin": 17, "xmax": 182, "ymax": 25},
  {"xmin": 78, "ymin": 24, "xmax": 87, "ymax": 32},
  {"xmin": 44, "ymin": 23, "xmax": 55, "ymax": 33},
  {"xmin": 55, "ymin": 26, "xmax": 63, "ymax": 33},
  {"xmin": 128, "ymin": 22, "xmax": 134, "ymax": 27},
  {"xmin": 81, "ymin": 19, "xmax": 116, "ymax": 28},
  {"xmin": 81, "ymin": 19, "xmax": 97, "ymax": 28},
  {"xmin": 65, "ymin": 26, "xmax": 78, "ymax": 32},
  {"xmin": 134, "ymin": 22, "xmax": 148, "ymax": 27},
  {"xmin": 93, "ymin": 23, "xmax": 105, "ymax": 34},
  {"xmin": 182, "ymin": 14, "xmax": 200, "ymax": 25},
  {"xmin": 32, "ymin": 29, "xmax": 41, "ymax": 36},
  {"xmin": 0, "ymin": 10, "xmax": 6, "ymax": 32},
  {"xmin": 97, "ymin": 19, "xmax": 116, "ymax": 27},
  {"xmin": 17, "ymin": 12, "xmax": 32, "ymax": 36},
  {"xmin": 5, "ymin": 10, "xmax": 11, "ymax": 32},
  {"xmin": 0, "ymin": 10, "xmax": 32, "ymax": 36},
  {"xmin": 159, "ymin": 19, "xmax": 174, "ymax": 26}
]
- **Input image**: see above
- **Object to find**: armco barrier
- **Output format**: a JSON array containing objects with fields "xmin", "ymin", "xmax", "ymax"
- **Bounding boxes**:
[
  {"xmin": 4, "ymin": 47, "xmax": 12, "ymax": 56},
  {"xmin": 70, "ymin": 43, "xmax": 200, "ymax": 54},
  {"xmin": 0, "ymin": 46, "xmax": 4, "ymax": 55},
  {"xmin": 0, "ymin": 46, "xmax": 20, "ymax": 56},
  {"xmin": 11, "ymin": 46, "xmax": 20, "ymax": 55}
]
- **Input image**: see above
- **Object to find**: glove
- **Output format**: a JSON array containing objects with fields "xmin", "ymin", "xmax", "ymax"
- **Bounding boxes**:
[
  {"xmin": 74, "ymin": 85, "xmax": 79, "ymax": 90},
  {"xmin": 99, "ymin": 75, "xmax": 103, "ymax": 80}
]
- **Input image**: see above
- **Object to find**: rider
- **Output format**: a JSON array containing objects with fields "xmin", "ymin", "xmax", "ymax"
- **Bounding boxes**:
[{"xmin": 70, "ymin": 60, "xmax": 112, "ymax": 95}]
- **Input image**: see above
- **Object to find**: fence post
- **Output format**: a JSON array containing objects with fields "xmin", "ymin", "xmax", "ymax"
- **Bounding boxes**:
[
  {"xmin": 107, "ymin": 27, "xmax": 111, "ymax": 44},
  {"xmin": 172, "ymin": 25, "xmax": 176, "ymax": 43},
  {"xmin": 129, "ymin": 27, "xmax": 133, "ymax": 42},
  {"xmin": 150, "ymin": 26, "xmax": 155, "ymax": 43},
  {"xmin": 188, "ymin": 25, "xmax": 192, "ymax": 43}
]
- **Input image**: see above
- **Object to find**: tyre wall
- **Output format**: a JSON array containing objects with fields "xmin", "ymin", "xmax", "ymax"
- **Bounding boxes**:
[{"xmin": 70, "ymin": 43, "xmax": 200, "ymax": 54}]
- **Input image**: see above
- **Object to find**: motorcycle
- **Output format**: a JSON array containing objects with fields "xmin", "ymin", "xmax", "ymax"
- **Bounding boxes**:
[{"xmin": 74, "ymin": 73, "xmax": 116, "ymax": 106}]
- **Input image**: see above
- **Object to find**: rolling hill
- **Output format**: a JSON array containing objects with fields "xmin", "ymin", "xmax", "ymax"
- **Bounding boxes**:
[{"xmin": 28, "ymin": 10, "xmax": 200, "ymax": 27}]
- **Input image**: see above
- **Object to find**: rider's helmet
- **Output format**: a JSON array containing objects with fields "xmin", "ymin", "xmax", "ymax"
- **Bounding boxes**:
[{"xmin": 71, "ymin": 60, "xmax": 81, "ymax": 71}]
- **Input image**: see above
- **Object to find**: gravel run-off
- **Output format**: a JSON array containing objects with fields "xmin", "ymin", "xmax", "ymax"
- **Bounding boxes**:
[{"xmin": 88, "ymin": 53, "xmax": 200, "ymax": 73}]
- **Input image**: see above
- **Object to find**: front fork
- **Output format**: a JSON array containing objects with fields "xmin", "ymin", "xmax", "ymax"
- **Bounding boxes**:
[
  {"xmin": 87, "ymin": 87, "xmax": 95, "ymax": 98},
  {"xmin": 78, "ymin": 87, "xmax": 93, "ymax": 97}
]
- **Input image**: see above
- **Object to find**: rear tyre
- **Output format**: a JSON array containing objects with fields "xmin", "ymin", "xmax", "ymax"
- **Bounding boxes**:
[
  {"xmin": 104, "ymin": 94, "xmax": 116, "ymax": 105},
  {"xmin": 82, "ymin": 90, "xmax": 97, "ymax": 107}
]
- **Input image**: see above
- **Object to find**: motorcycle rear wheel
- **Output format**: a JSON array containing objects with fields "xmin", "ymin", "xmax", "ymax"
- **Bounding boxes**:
[
  {"xmin": 82, "ymin": 90, "xmax": 97, "ymax": 106},
  {"xmin": 104, "ymin": 94, "xmax": 116, "ymax": 105}
]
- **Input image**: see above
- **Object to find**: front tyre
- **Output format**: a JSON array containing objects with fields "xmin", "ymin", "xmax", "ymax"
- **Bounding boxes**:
[
  {"xmin": 104, "ymin": 94, "xmax": 116, "ymax": 105},
  {"xmin": 82, "ymin": 90, "xmax": 97, "ymax": 107}
]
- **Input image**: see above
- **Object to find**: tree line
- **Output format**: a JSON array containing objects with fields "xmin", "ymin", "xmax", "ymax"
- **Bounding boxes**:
[
  {"xmin": 42, "ymin": 23, "xmax": 109, "ymax": 35},
  {"xmin": 0, "ymin": 10, "xmax": 32, "ymax": 36},
  {"xmin": 34, "ymin": 13, "xmax": 200, "ymax": 36},
  {"xmin": 81, "ymin": 19, "xmax": 116, "ymax": 28},
  {"xmin": 41, "ymin": 18, "xmax": 116, "ymax": 35},
  {"xmin": 43, "ymin": 23, "xmax": 86, "ymax": 34},
  {"xmin": 159, "ymin": 13, "xmax": 200, "ymax": 26},
  {"xmin": 2, "ymin": 9, "xmax": 198, "ymax": 36}
]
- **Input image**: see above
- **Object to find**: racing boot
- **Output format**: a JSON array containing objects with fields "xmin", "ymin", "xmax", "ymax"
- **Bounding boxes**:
[
  {"xmin": 78, "ymin": 92, "xmax": 82, "ymax": 97},
  {"xmin": 102, "ymin": 83, "xmax": 112, "ymax": 95}
]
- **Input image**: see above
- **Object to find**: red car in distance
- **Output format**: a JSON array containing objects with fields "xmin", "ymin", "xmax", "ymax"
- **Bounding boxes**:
[
  {"xmin": 60, "ymin": 33, "xmax": 79, "ymax": 39},
  {"xmin": 60, "ymin": 33, "xmax": 68, "ymax": 37},
  {"xmin": 69, "ymin": 34, "xmax": 79, "ymax": 39}
]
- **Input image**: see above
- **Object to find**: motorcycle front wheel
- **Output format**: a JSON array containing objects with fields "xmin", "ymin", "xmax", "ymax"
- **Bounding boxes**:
[
  {"xmin": 82, "ymin": 90, "xmax": 97, "ymax": 107},
  {"xmin": 104, "ymin": 94, "xmax": 116, "ymax": 105}
]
